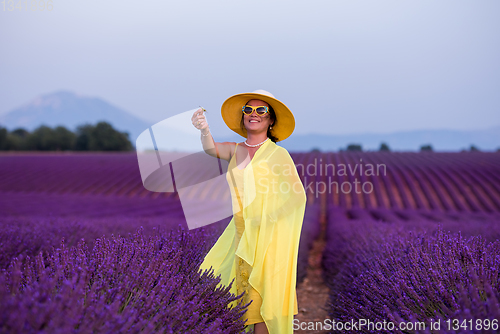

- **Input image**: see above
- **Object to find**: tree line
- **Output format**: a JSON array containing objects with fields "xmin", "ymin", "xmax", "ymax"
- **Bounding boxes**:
[
  {"xmin": 0, "ymin": 122, "xmax": 133, "ymax": 151},
  {"xmin": 312, "ymin": 142, "xmax": 495, "ymax": 152}
]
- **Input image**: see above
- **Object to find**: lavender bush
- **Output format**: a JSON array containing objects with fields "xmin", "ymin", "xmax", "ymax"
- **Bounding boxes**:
[
  {"xmin": 0, "ymin": 215, "xmax": 191, "ymax": 270},
  {"xmin": 325, "ymin": 220, "xmax": 500, "ymax": 334},
  {"xmin": 0, "ymin": 226, "xmax": 249, "ymax": 333}
]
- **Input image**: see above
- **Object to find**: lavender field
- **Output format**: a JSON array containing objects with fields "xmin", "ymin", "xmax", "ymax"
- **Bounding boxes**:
[
  {"xmin": 1, "ymin": 151, "xmax": 500, "ymax": 333},
  {"xmin": 319, "ymin": 151, "xmax": 500, "ymax": 334}
]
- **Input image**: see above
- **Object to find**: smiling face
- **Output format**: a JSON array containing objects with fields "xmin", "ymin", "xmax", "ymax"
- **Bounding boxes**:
[{"xmin": 242, "ymin": 99, "xmax": 275, "ymax": 134}]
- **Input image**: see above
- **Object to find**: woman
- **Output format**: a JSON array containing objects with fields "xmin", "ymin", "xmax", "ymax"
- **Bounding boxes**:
[{"xmin": 191, "ymin": 90, "xmax": 306, "ymax": 334}]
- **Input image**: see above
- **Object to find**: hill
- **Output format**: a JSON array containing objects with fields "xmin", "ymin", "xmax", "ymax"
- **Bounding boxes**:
[{"xmin": 0, "ymin": 90, "xmax": 151, "ymax": 145}]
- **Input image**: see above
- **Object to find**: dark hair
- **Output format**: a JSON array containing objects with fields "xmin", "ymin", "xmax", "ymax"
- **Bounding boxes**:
[{"xmin": 240, "ymin": 102, "xmax": 279, "ymax": 142}]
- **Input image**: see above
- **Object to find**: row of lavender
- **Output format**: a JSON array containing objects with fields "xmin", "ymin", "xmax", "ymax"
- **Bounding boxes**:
[
  {"xmin": 322, "ymin": 206, "xmax": 500, "ymax": 334},
  {"xmin": 0, "ymin": 222, "xmax": 253, "ymax": 333}
]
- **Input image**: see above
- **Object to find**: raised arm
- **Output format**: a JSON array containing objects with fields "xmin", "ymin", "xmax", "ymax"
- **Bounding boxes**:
[{"xmin": 191, "ymin": 108, "xmax": 236, "ymax": 161}]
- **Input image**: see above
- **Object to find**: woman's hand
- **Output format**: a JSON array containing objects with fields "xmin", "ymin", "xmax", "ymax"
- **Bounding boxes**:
[
  {"xmin": 191, "ymin": 107, "xmax": 234, "ymax": 162},
  {"xmin": 191, "ymin": 108, "xmax": 209, "ymax": 134}
]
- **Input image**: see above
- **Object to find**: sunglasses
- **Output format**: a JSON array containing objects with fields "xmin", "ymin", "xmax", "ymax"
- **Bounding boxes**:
[{"xmin": 242, "ymin": 105, "xmax": 269, "ymax": 116}]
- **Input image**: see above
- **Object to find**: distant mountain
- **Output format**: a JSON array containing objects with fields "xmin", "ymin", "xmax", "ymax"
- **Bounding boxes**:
[
  {"xmin": 219, "ymin": 126, "xmax": 500, "ymax": 152},
  {"xmin": 0, "ymin": 90, "xmax": 152, "ymax": 147}
]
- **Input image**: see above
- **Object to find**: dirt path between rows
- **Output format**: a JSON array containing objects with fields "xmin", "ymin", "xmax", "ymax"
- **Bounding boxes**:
[{"xmin": 295, "ymin": 221, "xmax": 330, "ymax": 333}]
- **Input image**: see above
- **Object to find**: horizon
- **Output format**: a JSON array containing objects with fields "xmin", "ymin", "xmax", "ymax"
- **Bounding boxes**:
[{"xmin": 3, "ymin": 88, "xmax": 500, "ymax": 136}]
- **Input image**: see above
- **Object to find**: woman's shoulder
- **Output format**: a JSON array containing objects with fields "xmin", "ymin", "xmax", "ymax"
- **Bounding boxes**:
[
  {"xmin": 214, "ymin": 141, "xmax": 237, "ymax": 161},
  {"xmin": 222, "ymin": 142, "xmax": 238, "ymax": 157},
  {"xmin": 218, "ymin": 141, "xmax": 238, "ymax": 147}
]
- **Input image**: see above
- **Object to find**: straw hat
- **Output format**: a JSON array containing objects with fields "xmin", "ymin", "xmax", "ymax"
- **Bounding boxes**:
[{"xmin": 221, "ymin": 89, "xmax": 295, "ymax": 142}]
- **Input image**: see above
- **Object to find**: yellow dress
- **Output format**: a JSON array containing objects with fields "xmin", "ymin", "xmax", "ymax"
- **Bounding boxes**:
[
  {"xmin": 199, "ymin": 139, "xmax": 306, "ymax": 333},
  {"xmin": 229, "ymin": 143, "xmax": 264, "ymax": 325}
]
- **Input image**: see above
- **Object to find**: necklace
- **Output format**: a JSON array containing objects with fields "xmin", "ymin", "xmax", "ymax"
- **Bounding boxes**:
[{"xmin": 244, "ymin": 137, "xmax": 269, "ymax": 148}]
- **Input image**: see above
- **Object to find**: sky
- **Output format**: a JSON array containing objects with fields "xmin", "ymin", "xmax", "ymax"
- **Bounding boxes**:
[{"xmin": 1, "ymin": 0, "xmax": 499, "ymax": 138}]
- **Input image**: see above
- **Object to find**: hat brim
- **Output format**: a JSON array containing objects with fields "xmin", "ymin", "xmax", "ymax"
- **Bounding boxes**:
[{"xmin": 221, "ymin": 92, "xmax": 295, "ymax": 142}]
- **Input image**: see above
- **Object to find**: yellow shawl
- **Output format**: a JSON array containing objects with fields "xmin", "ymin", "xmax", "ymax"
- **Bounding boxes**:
[{"xmin": 200, "ymin": 139, "xmax": 307, "ymax": 333}]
